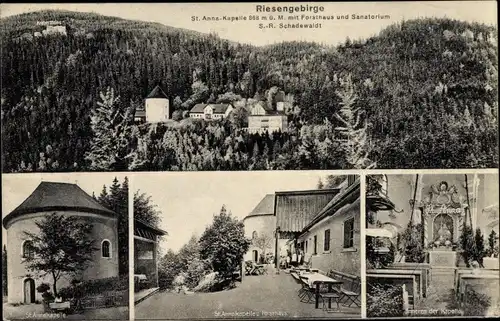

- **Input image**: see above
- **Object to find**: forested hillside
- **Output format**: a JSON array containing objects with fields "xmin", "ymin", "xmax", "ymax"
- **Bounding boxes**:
[{"xmin": 1, "ymin": 10, "xmax": 498, "ymax": 171}]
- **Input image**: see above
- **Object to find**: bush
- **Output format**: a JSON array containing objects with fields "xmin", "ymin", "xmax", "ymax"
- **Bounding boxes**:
[
  {"xmin": 366, "ymin": 236, "xmax": 395, "ymax": 268},
  {"xmin": 36, "ymin": 283, "xmax": 50, "ymax": 294},
  {"xmin": 185, "ymin": 258, "xmax": 211, "ymax": 289},
  {"xmin": 460, "ymin": 225, "xmax": 475, "ymax": 267},
  {"xmin": 367, "ymin": 283, "xmax": 404, "ymax": 317},
  {"xmin": 172, "ymin": 110, "xmax": 183, "ymax": 121},
  {"xmin": 463, "ymin": 288, "xmax": 491, "ymax": 316},
  {"xmin": 58, "ymin": 277, "xmax": 128, "ymax": 299},
  {"xmin": 135, "ymin": 279, "xmax": 155, "ymax": 293},
  {"xmin": 486, "ymin": 230, "xmax": 498, "ymax": 257}
]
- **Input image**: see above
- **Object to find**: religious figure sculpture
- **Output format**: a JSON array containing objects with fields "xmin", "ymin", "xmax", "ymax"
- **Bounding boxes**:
[{"xmin": 436, "ymin": 221, "xmax": 452, "ymax": 243}]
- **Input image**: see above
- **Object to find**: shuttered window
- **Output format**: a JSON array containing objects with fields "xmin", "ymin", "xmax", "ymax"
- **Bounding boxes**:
[
  {"xmin": 343, "ymin": 218, "xmax": 355, "ymax": 248},
  {"xmin": 324, "ymin": 229, "xmax": 330, "ymax": 251}
]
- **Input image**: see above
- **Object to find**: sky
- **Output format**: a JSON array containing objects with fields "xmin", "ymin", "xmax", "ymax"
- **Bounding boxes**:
[
  {"xmin": 133, "ymin": 170, "xmax": 339, "ymax": 252},
  {"xmin": 0, "ymin": 1, "xmax": 497, "ymax": 46},
  {"xmin": 2, "ymin": 172, "xmax": 129, "ymax": 247}
]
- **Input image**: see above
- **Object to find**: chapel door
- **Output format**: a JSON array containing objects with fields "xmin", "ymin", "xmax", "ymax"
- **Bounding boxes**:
[
  {"xmin": 24, "ymin": 278, "xmax": 35, "ymax": 304},
  {"xmin": 253, "ymin": 250, "xmax": 258, "ymax": 262}
]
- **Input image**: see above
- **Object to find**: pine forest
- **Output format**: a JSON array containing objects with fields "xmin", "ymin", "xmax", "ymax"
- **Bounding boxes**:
[{"xmin": 1, "ymin": 10, "xmax": 498, "ymax": 172}]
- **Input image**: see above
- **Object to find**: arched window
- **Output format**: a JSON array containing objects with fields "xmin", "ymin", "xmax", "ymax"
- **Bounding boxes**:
[
  {"xmin": 22, "ymin": 240, "xmax": 34, "ymax": 259},
  {"xmin": 101, "ymin": 240, "xmax": 111, "ymax": 258},
  {"xmin": 252, "ymin": 231, "xmax": 258, "ymax": 239}
]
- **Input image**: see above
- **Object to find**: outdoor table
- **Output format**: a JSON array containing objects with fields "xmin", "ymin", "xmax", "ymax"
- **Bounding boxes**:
[
  {"xmin": 301, "ymin": 272, "xmax": 343, "ymax": 309},
  {"xmin": 135, "ymin": 274, "xmax": 147, "ymax": 281}
]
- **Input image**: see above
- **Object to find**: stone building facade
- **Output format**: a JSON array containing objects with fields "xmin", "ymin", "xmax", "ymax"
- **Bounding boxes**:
[{"xmin": 2, "ymin": 182, "xmax": 119, "ymax": 304}]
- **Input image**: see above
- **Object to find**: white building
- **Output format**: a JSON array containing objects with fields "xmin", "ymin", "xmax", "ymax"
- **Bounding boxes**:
[
  {"xmin": 135, "ymin": 86, "xmax": 170, "ymax": 123},
  {"xmin": 247, "ymin": 101, "xmax": 288, "ymax": 134},
  {"xmin": 243, "ymin": 194, "xmax": 276, "ymax": 263},
  {"xmin": 189, "ymin": 103, "xmax": 233, "ymax": 120}
]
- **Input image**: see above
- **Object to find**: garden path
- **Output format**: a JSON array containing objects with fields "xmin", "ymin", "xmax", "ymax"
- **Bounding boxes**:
[{"xmin": 135, "ymin": 269, "xmax": 361, "ymax": 319}]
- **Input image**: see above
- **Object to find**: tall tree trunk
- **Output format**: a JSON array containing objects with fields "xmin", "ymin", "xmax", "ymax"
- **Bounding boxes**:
[{"xmin": 52, "ymin": 272, "xmax": 58, "ymax": 297}]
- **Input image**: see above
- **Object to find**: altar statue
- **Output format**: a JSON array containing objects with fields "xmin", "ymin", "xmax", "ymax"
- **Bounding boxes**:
[{"xmin": 436, "ymin": 221, "xmax": 452, "ymax": 243}]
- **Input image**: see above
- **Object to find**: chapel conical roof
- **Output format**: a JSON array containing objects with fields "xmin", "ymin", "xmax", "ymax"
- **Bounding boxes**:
[
  {"xmin": 146, "ymin": 85, "xmax": 168, "ymax": 99},
  {"xmin": 3, "ymin": 182, "xmax": 116, "ymax": 228},
  {"xmin": 244, "ymin": 194, "xmax": 275, "ymax": 219}
]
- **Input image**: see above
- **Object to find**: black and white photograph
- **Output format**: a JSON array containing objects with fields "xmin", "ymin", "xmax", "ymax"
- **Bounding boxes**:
[
  {"xmin": 2, "ymin": 173, "xmax": 130, "ymax": 320},
  {"xmin": 1, "ymin": 1, "xmax": 499, "ymax": 320},
  {"xmin": 132, "ymin": 171, "xmax": 361, "ymax": 319},
  {"xmin": 0, "ymin": 1, "xmax": 497, "ymax": 172},
  {"xmin": 365, "ymin": 172, "xmax": 499, "ymax": 318}
]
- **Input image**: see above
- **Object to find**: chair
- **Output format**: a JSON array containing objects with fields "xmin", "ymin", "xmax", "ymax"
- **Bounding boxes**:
[
  {"xmin": 319, "ymin": 292, "xmax": 341, "ymax": 313},
  {"xmin": 245, "ymin": 261, "xmax": 259, "ymax": 276},
  {"xmin": 299, "ymin": 277, "xmax": 315, "ymax": 303},
  {"xmin": 339, "ymin": 277, "xmax": 361, "ymax": 307}
]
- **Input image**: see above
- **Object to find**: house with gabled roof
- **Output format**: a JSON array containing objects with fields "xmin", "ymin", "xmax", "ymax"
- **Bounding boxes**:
[
  {"xmin": 189, "ymin": 103, "xmax": 234, "ymax": 120},
  {"xmin": 242, "ymin": 175, "xmax": 361, "ymax": 278},
  {"xmin": 296, "ymin": 176, "xmax": 361, "ymax": 277},
  {"xmin": 247, "ymin": 101, "xmax": 288, "ymax": 134}
]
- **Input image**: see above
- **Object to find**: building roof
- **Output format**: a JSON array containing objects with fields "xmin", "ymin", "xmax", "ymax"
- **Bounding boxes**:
[
  {"xmin": 134, "ymin": 218, "xmax": 168, "ymax": 236},
  {"xmin": 302, "ymin": 179, "xmax": 360, "ymax": 232},
  {"xmin": 248, "ymin": 112, "xmax": 287, "ymax": 118},
  {"xmin": 3, "ymin": 182, "xmax": 116, "ymax": 228},
  {"xmin": 190, "ymin": 103, "xmax": 232, "ymax": 114},
  {"xmin": 275, "ymin": 189, "xmax": 340, "ymax": 233},
  {"xmin": 134, "ymin": 109, "xmax": 146, "ymax": 118},
  {"xmin": 244, "ymin": 194, "xmax": 275, "ymax": 219},
  {"xmin": 146, "ymin": 85, "xmax": 168, "ymax": 99},
  {"xmin": 249, "ymin": 102, "xmax": 286, "ymax": 116}
]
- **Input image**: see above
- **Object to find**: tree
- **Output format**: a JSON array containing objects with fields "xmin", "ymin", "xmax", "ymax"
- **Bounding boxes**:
[
  {"xmin": 473, "ymin": 228, "xmax": 486, "ymax": 267},
  {"xmin": 228, "ymin": 107, "xmax": 248, "ymax": 129},
  {"xmin": 199, "ymin": 205, "xmax": 250, "ymax": 279},
  {"xmin": 22, "ymin": 213, "xmax": 96, "ymax": 296},
  {"xmin": 172, "ymin": 110, "xmax": 184, "ymax": 121},
  {"xmin": 400, "ymin": 223, "xmax": 425, "ymax": 263},
  {"xmin": 178, "ymin": 235, "xmax": 201, "ymax": 271},
  {"xmin": 460, "ymin": 225, "xmax": 475, "ymax": 267},
  {"xmin": 158, "ymin": 249, "xmax": 182, "ymax": 289},
  {"xmin": 487, "ymin": 230, "xmax": 498, "ymax": 257},
  {"xmin": 334, "ymin": 74, "xmax": 376, "ymax": 169},
  {"xmin": 134, "ymin": 190, "xmax": 162, "ymax": 228},
  {"xmin": 317, "ymin": 178, "xmax": 324, "ymax": 189},
  {"xmin": 2, "ymin": 245, "xmax": 7, "ymax": 296},
  {"xmin": 322, "ymin": 175, "xmax": 347, "ymax": 189},
  {"xmin": 84, "ymin": 88, "xmax": 134, "ymax": 171},
  {"xmin": 118, "ymin": 177, "xmax": 129, "ymax": 276},
  {"xmin": 253, "ymin": 233, "xmax": 273, "ymax": 262}
]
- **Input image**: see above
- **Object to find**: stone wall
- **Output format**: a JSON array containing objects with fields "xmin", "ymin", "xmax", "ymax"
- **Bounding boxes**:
[{"xmin": 243, "ymin": 215, "xmax": 276, "ymax": 262}]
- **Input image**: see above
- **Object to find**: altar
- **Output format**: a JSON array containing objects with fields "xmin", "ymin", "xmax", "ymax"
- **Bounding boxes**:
[{"xmin": 419, "ymin": 181, "xmax": 466, "ymax": 267}]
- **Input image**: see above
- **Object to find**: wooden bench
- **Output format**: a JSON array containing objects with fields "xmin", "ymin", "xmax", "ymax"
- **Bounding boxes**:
[{"xmin": 327, "ymin": 270, "xmax": 361, "ymax": 307}]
